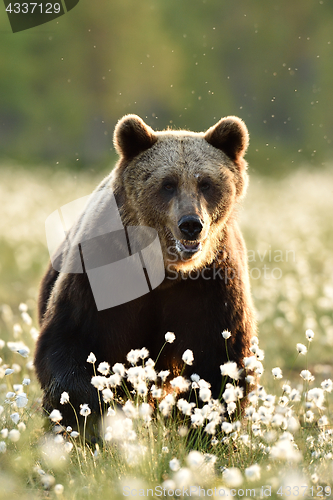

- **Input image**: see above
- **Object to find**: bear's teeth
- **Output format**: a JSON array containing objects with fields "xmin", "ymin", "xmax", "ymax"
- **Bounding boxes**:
[{"xmin": 179, "ymin": 241, "xmax": 202, "ymax": 253}]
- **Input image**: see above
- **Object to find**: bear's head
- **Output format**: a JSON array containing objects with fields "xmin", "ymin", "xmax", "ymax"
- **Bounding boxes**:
[{"xmin": 113, "ymin": 115, "xmax": 249, "ymax": 274}]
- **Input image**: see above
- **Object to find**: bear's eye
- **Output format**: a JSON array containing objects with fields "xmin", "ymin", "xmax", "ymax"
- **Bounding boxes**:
[
  {"xmin": 200, "ymin": 181, "xmax": 211, "ymax": 192},
  {"xmin": 163, "ymin": 182, "xmax": 176, "ymax": 193}
]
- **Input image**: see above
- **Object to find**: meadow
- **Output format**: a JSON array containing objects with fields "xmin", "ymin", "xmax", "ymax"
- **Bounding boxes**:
[{"xmin": 0, "ymin": 165, "xmax": 333, "ymax": 499}]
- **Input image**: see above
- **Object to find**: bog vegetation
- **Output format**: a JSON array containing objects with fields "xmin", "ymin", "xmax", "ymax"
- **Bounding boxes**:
[{"xmin": 0, "ymin": 167, "xmax": 333, "ymax": 499}]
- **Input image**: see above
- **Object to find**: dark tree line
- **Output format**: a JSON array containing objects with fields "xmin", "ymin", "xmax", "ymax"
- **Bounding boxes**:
[{"xmin": 0, "ymin": 0, "xmax": 332, "ymax": 173}]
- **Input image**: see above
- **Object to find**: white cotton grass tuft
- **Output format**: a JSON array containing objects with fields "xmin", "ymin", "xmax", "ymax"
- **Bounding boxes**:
[
  {"xmin": 139, "ymin": 347, "xmax": 149, "ymax": 360},
  {"xmin": 107, "ymin": 408, "xmax": 116, "ymax": 418},
  {"xmin": 177, "ymin": 399, "xmax": 195, "ymax": 416},
  {"xmin": 307, "ymin": 388, "xmax": 325, "ymax": 409},
  {"xmin": 243, "ymin": 356, "xmax": 257, "ymax": 370},
  {"xmin": 158, "ymin": 370, "xmax": 170, "ymax": 382},
  {"xmin": 321, "ymin": 379, "xmax": 333, "ymax": 392},
  {"xmin": 296, "ymin": 343, "xmax": 307, "ymax": 355},
  {"xmin": 270, "ymin": 436, "xmax": 302, "ymax": 462},
  {"xmin": 222, "ymin": 330, "xmax": 231, "ymax": 339},
  {"xmin": 21, "ymin": 312, "xmax": 32, "ymax": 325},
  {"xmin": 169, "ymin": 458, "xmax": 180, "ymax": 472},
  {"xmin": 227, "ymin": 401, "xmax": 237, "ymax": 415},
  {"xmin": 220, "ymin": 361, "xmax": 241, "ymax": 380},
  {"xmin": 127, "ymin": 349, "xmax": 141, "ymax": 365},
  {"xmin": 151, "ymin": 385, "xmax": 162, "ymax": 398},
  {"xmin": 12, "ymin": 324, "xmax": 22, "ymax": 339},
  {"xmin": 170, "ymin": 376, "xmax": 190, "ymax": 392},
  {"xmin": 305, "ymin": 329, "xmax": 314, "ymax": 342},
  {"xmin": 112, "ymin": 363, "xmax": 125, "ymax": 377},
  {"xmin": 245, "ymin": 375, "xmax": 255, "ymax": 384},
  {"xmin": 304, "ymin": 410, "xmax": 314, "ymax": 423},
  {"xmin": 0, "ymin": 429, "xmax": 8, "ymax": 439},
  {"xmin": 222, "ymin": 387, "xmax": 235, "ymax": 404},
  {"xmin": 204, "ymin": 421, "xmax": 217, "ymax": 435},
  {"xmin": 290, "ymin": 389, "xmax": 301, "ymax": 402},
  {"xmin": 189, "ymin": 410, "xmax": 203, "ymax": 428},
  {"xmin": 97, "ymin": 361, "xmax": 110, "ymax": 375},
  {"xmin": 49, "ymin": 409, "xmax": 62, "ymax": 422},
  {"xmin": 287, "ymin": 416, "xmax": 300, "ymax": 433},
  {"xmin": 91, "ymin": 376, "xmax": 106, "ymax": 390},
  {"xmin": 16, "ymin": 347, "xmax": 30, "ymax": 358},
  {"xmin": 279, "ymin": 395, "xmax": 289, "ymax": 407},
  {"xmin": 282, "ymin": 384, "xmax": 291, "ymax": 394},
  {"xmin": 10, "ymin": 412, "xmax": 20, "ymax": 425},
  {"xmin": 254, "ymin": 348, "xmax": 265, "ymax": 360},
  {"xmin": 102, "ymin": 388, "xmax": 113, "ymax": 403},
  {"xmin": 199, "ymin": 386, "xmax": 211, "ymax": 402},
  {"xmin": 272, "ymin": 367, "xmax": 283, "ymax": 379},
  {"xmin": 222, "ymin": 467, "xmax": 243, "ymax": 487},
  {"xmin": 60, "ymin": 392, "xmax": 70, "ymax": 405},
  {"xmin": 8, "ymin": 429, "xmax": 20, "ymax": 442},
  {"xmin": 138, "ymin": 403, "xmax": 153, "ymax": 422},
  {"xmin": 136, "ymin": 382, "xmax": 148, "ymax": 397},
  {"xmin": 86, "ymin": 352, "xmax": 96, "ymax": 364},
  {"xmin": 300, "ymin": 370, "xmax": 314, "ymax": 382},
  {"xmin": 182, "ymin": 349, "xmax": 194, "ymax": 365},
  {"xmin": 18, "ymin": 303, "xmax": 28, "ymax": 312},
  {"xmin": 80, "ymin": 404, "xmax": 91, "ymax": 417},
  {"xmin": 16, "ymin": 393, "xmax": 28, "ymax": 408},
  {"xmin": 165, "ymin": 332, "xmax": 176, "ymax": 343},
  {"xmin": 108, "ymin": 373, "xmax": 122, "ymax": 387},
  {"xmin": 54, "ymin": 484, "xmax": 64, "ymax": 495},
  {"xmin": 186, "ymin": 450, "xmax": 205, "ymax": 469},
  {"xmin": 172, "ymin": 467, "xmax": 193, "ymax": 489},
  {"xmin": 222, "ymin": 422, "xmax": 233, "ymax": 434},
  {"xmin": 30, "ymin": 327, "xmax": 39, "ymax": 341},
  {"xmin": 245, "ymin": 463, "xmax": 261, "ymax": 481},
  {"xmin": 318, "ymin": 415, "xmax": 329, "ymax": 427},
  {"xmin": 40, "ymin": 474, "xmax": 55, "ymax": 489},
  {"xmin": 17, "ymin": 423, "xmax": 27, "ymax": 434}
]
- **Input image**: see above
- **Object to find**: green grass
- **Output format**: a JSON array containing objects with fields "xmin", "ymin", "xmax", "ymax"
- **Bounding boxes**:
[{"xmin": 1, "ymin": 166, "xmax": 333, "ymax": 499}]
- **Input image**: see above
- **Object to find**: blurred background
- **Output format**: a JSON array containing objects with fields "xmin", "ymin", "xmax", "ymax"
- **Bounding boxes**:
[
  {"xmin": 1, "ymin": 0, "xmax": 333, "ymax": 372},
  {"xmin": 1, "ymin": 0, "xmax": 332, "ymax": 173}
]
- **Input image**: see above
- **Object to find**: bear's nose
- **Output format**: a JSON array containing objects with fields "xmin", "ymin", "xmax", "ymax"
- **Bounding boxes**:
[{"xmin": 178, "ymin": 215, "xmax": 203, "ymax": 240}]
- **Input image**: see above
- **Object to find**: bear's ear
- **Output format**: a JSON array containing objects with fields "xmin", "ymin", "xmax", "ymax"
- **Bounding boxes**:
[
  {"xmin": 113, "ymin": 114, "xmax": 157, "ymax": 160},
  {"xmin": 204, "ymin": 116, "xmax": 249, "ymax": 164}
]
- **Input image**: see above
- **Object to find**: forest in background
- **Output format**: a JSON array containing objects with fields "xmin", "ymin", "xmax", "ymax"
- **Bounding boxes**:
[{"xmin": 0, "ymin": 0, "xmax": 333, "ymax": 174}]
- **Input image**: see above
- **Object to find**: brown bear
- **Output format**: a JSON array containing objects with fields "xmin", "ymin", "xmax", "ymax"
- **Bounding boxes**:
[{"xmin": 34, "ymin": 114, "xmax": 256, "ymax": 428}]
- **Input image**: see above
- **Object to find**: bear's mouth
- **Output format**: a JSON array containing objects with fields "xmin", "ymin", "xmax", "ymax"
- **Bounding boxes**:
[{"xmin": 176, "ymin": 240, "xmax": 202, "ymax": 255}]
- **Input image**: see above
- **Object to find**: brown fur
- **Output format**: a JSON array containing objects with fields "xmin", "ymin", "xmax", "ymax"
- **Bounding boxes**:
[{"xmin": 35, "ymin": 115, "xmax": 256, "ymax": 429}]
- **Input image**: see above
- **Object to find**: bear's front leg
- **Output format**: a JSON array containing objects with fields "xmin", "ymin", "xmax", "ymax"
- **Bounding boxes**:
[{"xmin": 35, "ymin": 309, "xmax": 102, "ymax": 434}]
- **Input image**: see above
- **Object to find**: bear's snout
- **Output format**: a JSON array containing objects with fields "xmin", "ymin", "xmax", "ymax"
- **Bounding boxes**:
[{"xmin": 178, "ymin": 215, "xmax": 203, "ymax": 240}]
